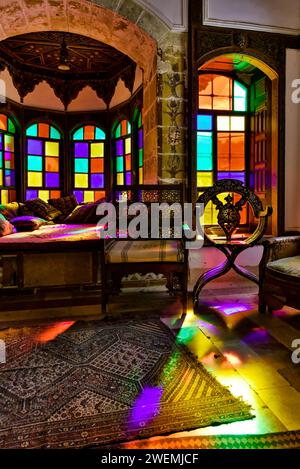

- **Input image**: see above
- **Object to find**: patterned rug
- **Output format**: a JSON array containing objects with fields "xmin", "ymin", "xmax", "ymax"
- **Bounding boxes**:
[
  {"xmin": 0, "ymin": 318, "xmax": 252, "ymax": 448},
  {"xmin": 121, "ymin": 430, "xmax": 300, "ymax": 449}
]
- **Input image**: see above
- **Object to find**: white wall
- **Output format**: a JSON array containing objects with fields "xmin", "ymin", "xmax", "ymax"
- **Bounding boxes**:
[
  {"xmin": 285, "ymin": 49, "xmax": 300, "ymax": 232},
  {"xmin": 137, "ymin": 0, "xmax": 188, "ymax": 31},
  {"xmin": 203, "ymin": 0, "xmax": 300, "ymax": 34}
]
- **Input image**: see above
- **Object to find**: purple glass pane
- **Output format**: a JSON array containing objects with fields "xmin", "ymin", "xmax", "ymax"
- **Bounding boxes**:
[
  {"xmin": 74, "ymin": 142, "xmax": 89, "ymax": 158},
  {"xmin": 0, "ymin": 134, "xmax": 2, "ymax": 150},
  {"xmin": 27, "ymin": 139, "xmax": 43, "ymax": 156},
  {"xmin": 5, "ymin": 170, "xmax": 15, "ymax": 186},
  {"xmin": 45, "ymin": 172, "xmax": 59, "ymax": 188},
  {"xmin": 125, "ymin": 172, "xmax": 132, "ymax": 185},
  {"xmin": 116, "ymin": 139, "xmax": 124, "ymax": 156},
  {"xmin": 91, "ymin": 173, "xmax": 104, "ymax": 189},
  {"xmin": 26, "ymin": 189, "xmax": 38, "ymax": 200},
  {"xmin": 73, "ymin": 190, "xmax": 83, "ymax": 204},
  {"xmin": 138, "ymin": 129, "xmax": 143, "ymax": 149},
  {"xmin": 218, "ymin": 172, "xmax": 245, "ymax": 183}
]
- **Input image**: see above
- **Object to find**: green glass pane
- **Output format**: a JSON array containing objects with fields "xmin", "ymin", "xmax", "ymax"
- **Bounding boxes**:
[
  {"xmin": 50, "ymin": 126, "xmax": 61, "ymax": 140},
  {"xmin": 234, "ymin": 81, "xmax": 247, "ymax": 98},
  {"xmin": 26, "ymin": 124, "xmax": 38, "ymax": 137},
  {"xmin": 127, "ymin": 121, "xmax": 132, "ymax": 134},
  {"xmin": 116, "ymin": 156, "xmax": 124, "ymax": 172},
  {"xmin": 0, "ymin": 152, "xmax": 2, "ymax": 169},
  {"xmin": 197, "ymin": 154, "xmax": 212, "ymax": 171},
  {"xmin": 138, "ymin": 112, "xmax": 142, "ymax": 128},
  {"xmin": 115, "ymin": 123, "xmax": 121, "ymax": 138},
  {"xmin": 8, "ymin": 118, "xmax": 16, "ymax": 134},
  {"xmin": 75, "ymin": 158, "xmax": 88, "ymax": 173},
  {"xmin": 139, "ymin": 148, "xmax": 143, "ymax": 167},
  {"xmin": 95, "ymin": 127, "xmax": 106, "ymax": 140},
  {"xmin": 73, "ymin": 127, "xmax": 84, "ymax": 141},
  {"xmin": 28, "ymin": 155, "xmax": 42, "ymax": 171}
]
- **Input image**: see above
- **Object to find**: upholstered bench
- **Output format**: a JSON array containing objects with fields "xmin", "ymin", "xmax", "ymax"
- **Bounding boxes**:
[
  {"xmin": 259, "ymin": 236, "xmax": 300, "ymax": 313},
  {"xmin": 103, "ymin": 237, "xmax": 188, "ymax": 315}
]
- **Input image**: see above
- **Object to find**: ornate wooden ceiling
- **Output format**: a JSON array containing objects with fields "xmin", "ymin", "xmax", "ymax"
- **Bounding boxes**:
[{"xmin": 0, "ymin": 32, "xmax": 137, "ymax": 109}]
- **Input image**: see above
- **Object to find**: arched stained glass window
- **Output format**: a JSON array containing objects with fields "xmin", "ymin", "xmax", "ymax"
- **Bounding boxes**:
[
  {"xmin": 113, "ymin": 120, "xmax": 132, "ymax": 186},
  {"xmin": 0, "ymin": 114, "xmax": 16, "ymax": 204},
  {"xmin": 197, "ymin": 73, "xmax": 248, "ymax": 224},
  {"xmin": 25, "ymin": 122, "xmax": 62, "ymax": 200},
  {"xmin": 72, "ymin": 125, "xmax": 106, "ymax": 203}
]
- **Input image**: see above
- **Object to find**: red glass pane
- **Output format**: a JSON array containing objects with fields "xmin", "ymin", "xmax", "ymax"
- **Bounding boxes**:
[
  {"xmin": 199, "ymin": 75, "xmax": 212, "ymax": 95},
  {"xmin": 95, "ymin": 191, "xmax": 106, "ymax": 201},
  {"xmin": 199, "ymin": 95, "xmax": 213, "ymax": 109},
  {"xmin": 121, "ymin": 120, "xmax": 127, "ymax": 136},
  {"xmin": 91, "ymin": 159, "xmax": 104, "ymax": 173},
  {"xmin": 213, "ymin": 75, "xmax": 231, "ymax": 96},
  {"xmin": 0, "ymin": 114, "xmax": 7, "ymax": 131},
  {"xmin": 50, "ymin": 190, "xmax": 61, "ymax": 199},
  {"xmin": 84, "ymin": 126, "xmax": 95, "ymax": 140},
  {"xmin": 38, "ymin": 123, "xmax": 49, "ymax": 138},
  {"xmin": 125, "ymin": 154, "xmax": 131, "ymax": 171},
  {"xmin": 46, "ymin": 157, "xmax": 59, "ymax": 172}
]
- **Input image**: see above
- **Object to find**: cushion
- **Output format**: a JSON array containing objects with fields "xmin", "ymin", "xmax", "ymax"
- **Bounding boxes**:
[
  {"xmin": 21, "ymin": 198, "xmax": 62, "ymax": 221},
  {"xmin": 10, "ymin": 216, "xmax": 47, "ymax": 232},
  {"xmin": 0, "ymin": 202, "xmax": 20, "ymax": 221},
  {"xmin": 48, "ymin": 195, "xmax": 78, "ymax": 218},
  {"xmin": 105, "ymin": 239, "xmax": 184, "ymax": 263},
  {"xmin": 64, "ymin": 202, "xmax": 99, "ymax": 224},
  {"xmin": 0, "ymin": 214, "xmax": 15, "ymax": 237},
  {"xmin": 267, "ymin": 255, "xmax": 300, "ymax": 278}
]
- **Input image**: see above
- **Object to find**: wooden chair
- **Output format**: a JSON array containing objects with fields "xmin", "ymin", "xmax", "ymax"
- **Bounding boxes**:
[{"xmin": 101, "ymin": 184, "xmax": 189, "ymax": 316}]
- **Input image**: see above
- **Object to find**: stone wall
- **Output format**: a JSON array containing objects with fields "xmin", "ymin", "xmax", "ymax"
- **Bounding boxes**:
[{"xmin": 0, "ymin": 0, "xmax": 188, "ymax": 184}]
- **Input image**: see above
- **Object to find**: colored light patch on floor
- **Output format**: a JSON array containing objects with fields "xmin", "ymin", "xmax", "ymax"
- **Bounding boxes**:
[
  {"xmin": 127, "ymin": 387, "xmax": 163, "ymax": 432},
  {"xmin": 36, "ymin": 322, "xmax": 75, "ymax": 344}
]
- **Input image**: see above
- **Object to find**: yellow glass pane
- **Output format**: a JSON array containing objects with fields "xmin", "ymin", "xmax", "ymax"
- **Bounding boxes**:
[
  {"xmin": 90, "ymin": 142, "xmax": 104, "ymax": 158},
  {"xmin": 84, "ymin": 191, "xmax": 94, "ymax": 202},
  {"xmin": 45, "ymin": 141, "xmax": 59, "ymax": 157},
  {"xmin": 139, "ymin": 168, "xmax": 143, "ymax": 183},
  {"xmin": 125, "ymin": 138, "xmax": 131, "ymax": 154},
  {"xmin": 230, "ymin": 116, "xmax": 245, "ymax": 131},
  {"xmin": 38, "ymin": 190, "xmax": 50, "ymax": 201},
  {"xmin": 1, "ymin": 190, "xmax": 8, "ymax": 204},
  {"xmin": 217, "ymin": 116, "xmax": 230, "ymax": 131},
  {"xmin": 0, "ymin": 171, "xmax": 2, "ymax": 186},
  {"xmin": 75, "ymin": 173, "xmax": 88, "ymax": 188},
  {"xmin": 28, "ymin": 172, "xmax": 42, "ymax": 187},
  {"xmin": 5, "ymin": 135, "xmax": 14, "ymax": 152},
  {"xmin": 117, "ymin": 173, "xmax": 124, "ymax": 185},
  {"xmin": 197, "ymin": 171, "xmax": 213, "ymax": 187}
]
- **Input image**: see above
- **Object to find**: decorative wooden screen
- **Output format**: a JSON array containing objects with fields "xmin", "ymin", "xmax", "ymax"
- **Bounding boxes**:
[
  {"xmin": 137, "ymin": 111, "xmax": 144, "ymax": 184},
  {"xmin": 0, "ymin": 114, "xmax": 16, "ymax": 204},
  {"xmin": 113, "ymin": 120, "xmax": 132, "ymax": 186},
  {"xmin": 25, "ymin": 122, "xmax": 62, "ymax": 200},
  {"xmin": 72, "ymin": 125, "xmax": 106, "ymax": 203},
  {"xmin": 197, "ymin": 73, "xmax": 248, "ymax": 224}
]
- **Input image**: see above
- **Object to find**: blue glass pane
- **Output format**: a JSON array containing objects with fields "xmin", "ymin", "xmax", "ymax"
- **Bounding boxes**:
[
  {"xmin": 50, "ymin": 126, "xmax": 61, "ymax": 140},
  {"xmin": 197, "ymin": 115, "xmax": 213, "ymax": 131},
  {"xmin": 27, "ymin": 139, "xmax": 43, "ymax": 155},
  {"xmin": 75, "ymin": 158, "xmax": 89, "ymax": 173},
  {"xmin": 45, "ymin": 172, "xmax": 59, "ymax": 188},
  {"xmin": 26, "ymin": 189, "xmax": 38, "ymax": 200},
  {"xmin": 26, "ymin": 124, "xmax": 38, "ymax": 137},
  {"xmin": 218, "ymin": 172, "xmax": 245, "ymax": 183},
  {"xmin": 28, "ymin": 155, "xmax": 42, "ymax": 171},
  {"xmin": 95, "ymin": 127, "xmax": 106, "ymax": 140},
  {"xmin": 73, "ymin": 127, "xmax": 84, "ymax": 141},
  {"xmin": 73, "ymin": 190, "xmax": 84, "ymax": 204},
  {"xmin": 74, "ymin": 142, "xmax": 89, "ymax": 158},
  {"xmin": 91, "ymin": 173, "xmax": 104, "ymax": 189}
]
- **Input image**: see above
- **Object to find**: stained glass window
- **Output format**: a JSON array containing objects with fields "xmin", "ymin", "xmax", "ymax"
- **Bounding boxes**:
[
  {"xmin": 197, "ymin": 73, "xmax": 248, "ymax": 224},
  {"xmin": 25, "ymin": 123, "xmax": 62, "ymax": 200},
  {"xmin": 113, "ymin": 119, "xmax": 132, "ymax": 186},
  {"xmin": 0, "ymin": 114, "xmax": 17, "ymax": 204},
  {"xmin": 72, "ymin": 125, "xmax": 106, "ymax": 203}
]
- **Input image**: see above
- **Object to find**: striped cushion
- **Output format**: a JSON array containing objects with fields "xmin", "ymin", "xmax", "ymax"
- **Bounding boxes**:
[{"xmin": 105, "ymin": 240, "xmax": 184, "ymax": 263}]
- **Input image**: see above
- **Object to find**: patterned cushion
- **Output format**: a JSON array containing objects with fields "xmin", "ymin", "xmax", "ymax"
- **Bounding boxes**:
[
  {"xmin": 64, "ymin": 202, "xmax": 99, "ymax": 224},
  {"xmin": 0, "ymin": 202, "xmax": 20, "ymax": 221},
  {"xmin": 0, "ymin": 214, "xmax": 15, "ymax": 237},
  {"xmin": 21, "ymin": 198, "xmax": 62, "ymax": 221},
  {"xmin": 105, "ymin": 239, "xmax": 184, "ymax": 263},
  {"xmin": 10, "ymin": 216, "xmax": 47, "ymax": 232},
  {"xmin": 267, "ymin": 256, "xmax": 300, "ymax": 278},
  {"xmin": 48, "ymin": 195, "xmax": 78, "ymax": 218}
]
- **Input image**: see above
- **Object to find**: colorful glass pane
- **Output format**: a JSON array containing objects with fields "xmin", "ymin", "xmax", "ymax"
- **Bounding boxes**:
[
  {"xmin": 113, "ymin": 119, "xmax": 132, "ymax": 186},
  {"xmin": 0, "ymin": 114, "xmax": 16, "ymax": 203},
  {"xmin": 72, "ymin": 125, "xmax": 106, "ymax": 202},
  {"xmin": 197, "ymin": 115, "xmax": 213, "ymax": 130}
]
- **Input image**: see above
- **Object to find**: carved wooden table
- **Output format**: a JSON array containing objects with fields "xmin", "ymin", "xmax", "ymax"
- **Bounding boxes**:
[{"xmin": 193, "ymin": 180, "xmax": 272, "ymax": 312}]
